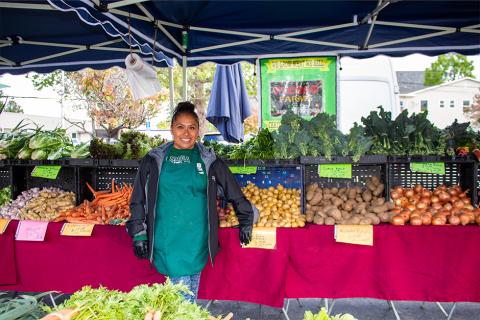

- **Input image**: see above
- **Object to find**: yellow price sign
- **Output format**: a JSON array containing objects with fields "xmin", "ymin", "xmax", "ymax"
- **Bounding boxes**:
[
  {"xmin": 335, "ymin": 225, "xmax": 373, "ymax": 246},
  {"xmin": 61, "ymin": 223, "xmax": 95, "ymax": 236},
  {"xmin": 243, "ymin": 227, "xmax": 277, "ymax": 249},
  {"xmin": 0, "ymin": 219, "xmax": 10, "ymax": 234}
]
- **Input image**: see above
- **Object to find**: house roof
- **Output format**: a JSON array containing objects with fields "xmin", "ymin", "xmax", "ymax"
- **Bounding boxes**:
[
  {"xmin": 396, "ymin": 71, "xmax": 427, "ymax": 94},
  {"xmin": 399, "ymin": 77, "xmax": 480, "ymax": 96}
]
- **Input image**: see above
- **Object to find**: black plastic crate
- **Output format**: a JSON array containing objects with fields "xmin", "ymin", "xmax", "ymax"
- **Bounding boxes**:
[
  {"xmin": 92, "ymin": 166, "xmax": 138, "ymax": 191},
  {"xmin": 388, "ymin": 159, "xmax": 477, "ymax": 204},
  {"xmin": 301, "ymin": 155, "xmax": 387, "ymax": 164},
  {"xmin": 64, "ymin": 158, "xmax": 95, "ymax": 167},
  {"xmin": 11, "ymin": 165, "xmax": 78, "ymax": 202}
]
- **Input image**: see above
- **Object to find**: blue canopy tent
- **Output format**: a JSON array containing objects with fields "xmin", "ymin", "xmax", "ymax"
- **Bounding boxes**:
[{"xmin": 1, "ymin": 0, "xmax": 479, "ymax": 76}]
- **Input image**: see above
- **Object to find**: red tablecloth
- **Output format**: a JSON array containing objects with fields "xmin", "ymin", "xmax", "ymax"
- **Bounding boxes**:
[
  {"xmin": 1, "ymin": 221, "xmax": 480, "ymax": 307},
  {"xmin": 0, "ymin": 221, "xmax": 16, "ymax": 285}
]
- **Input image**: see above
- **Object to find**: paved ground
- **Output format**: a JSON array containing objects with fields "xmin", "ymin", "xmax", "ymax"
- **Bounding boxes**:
[{"xmin": 198, "ymin": 299, "xmax": 480, "ymax": 320}]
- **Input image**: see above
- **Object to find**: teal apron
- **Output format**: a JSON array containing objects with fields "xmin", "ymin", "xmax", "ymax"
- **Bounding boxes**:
[{"xmin": 153, "ymin": 146, "xmax": 208, "ymax": 277}]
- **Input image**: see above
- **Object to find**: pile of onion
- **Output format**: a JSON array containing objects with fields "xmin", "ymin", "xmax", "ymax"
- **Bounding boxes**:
[{"xmin": 389, "ymin": 184, "xmax": 480, "ymax": 226}]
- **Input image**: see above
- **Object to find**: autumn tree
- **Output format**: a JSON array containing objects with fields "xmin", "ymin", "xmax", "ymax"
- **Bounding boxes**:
[
  {"xmin": 31, "ymin": 68, "xmax": 168, "ymax": 139},
  {"xmin": 465, "ymin": 89, "xmax": 480, "ymax": 128},
  {"xmin": 424, "ymin": 53, "xmax": 475, "ymax": 86}
]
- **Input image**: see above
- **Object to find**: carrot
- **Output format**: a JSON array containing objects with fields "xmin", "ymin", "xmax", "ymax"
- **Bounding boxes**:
[
  {"xmin": 86, "ymin": 182, "xmax": 96, "ymax": 196},
  {"xmin": 112, "ymin": 179, "xmax": 115, "ymax": 193}
]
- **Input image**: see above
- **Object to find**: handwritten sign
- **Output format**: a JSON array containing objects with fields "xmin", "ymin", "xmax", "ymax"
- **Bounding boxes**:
[
  {"xmin": 61, "ymin": 223, "xmax": 94, "ymax": 236},
  {"xmin": 243, "ymin": 227, "xmax": 276, "ymax": 249},
  {"xmin": 410, "ymin": 162, "xmax": 445, "ymax": 175},
  {"xmin": 318, "ymin": 164, "xmax": 352, "ymax": 179},
  {"xmin": 0, "ymin": 219, "xmax": 10, "ymax": 234},
  {"xmin": 15, "ymin": 221, "xmax": 48, "ymax": 241},
  {"xmin": 229, "ymin": 166, "xmax": 257, "ymax": 174},
  {"xmin": 335, "ymin": 225, "xmax": 373, "ymax": 246},
  {"xmin": 31, "ymin": 166, "xmax": 61, "ymax": 179}
]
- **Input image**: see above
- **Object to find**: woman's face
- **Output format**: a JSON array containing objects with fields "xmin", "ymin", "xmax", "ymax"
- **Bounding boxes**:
[{"xmin": 171, "ymin": 113, "xmax": 199, "ymax": 149}]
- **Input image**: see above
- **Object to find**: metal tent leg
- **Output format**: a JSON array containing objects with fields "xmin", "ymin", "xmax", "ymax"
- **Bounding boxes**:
[
  {"xmin": 296, "ymin": 298, "xmax": 303, "ymax": 307},
  {"xmin": 446, "ymin": 303, "xmax": 457, "ymax": 320},
  {"xmin": 435, "ymin": 302, "xmax": 449, "ymax": 317},
  {"xmin": 327, "ymin": 299, "xmax": 336, "ymax": 316},
  {"xmin": 205, "ymin": 300, "xmax": 214, "ymax": 309},
  {"xmin": 388, "ymin": 300, "xmax": 402, "ymax": 320},
  {"xmin": 282, "ymin": 299, "xmax": 291, "ymax": 320}
]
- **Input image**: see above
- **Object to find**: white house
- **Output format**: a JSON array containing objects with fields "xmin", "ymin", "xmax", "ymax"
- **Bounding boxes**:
[{"xmin": 399, "ymin": 78, "xmax": 479, "ymax": 128}]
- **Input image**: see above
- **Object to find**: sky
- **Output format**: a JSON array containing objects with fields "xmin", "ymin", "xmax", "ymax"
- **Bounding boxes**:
[{"xmin": 0, "ymin": 54, "xmax": 479, "ymax": 119}]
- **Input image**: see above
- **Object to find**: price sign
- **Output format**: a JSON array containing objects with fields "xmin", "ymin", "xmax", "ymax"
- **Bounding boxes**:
[
  {"xmin": 0, "ymin": 219, "xmax": 10, "ymax": 234},
  {"xmin": 31, "ymin": 166, "xmax": 61, "ymax": 179},
  {"xmin": 242, "ymin": 227, "xmax": 276, "ymax": 249},
  {"xmin": 229, "ymin": 166, "xmax": 257, "ymax": 174},
  {"xmin": 61, "ymin": 223, "xmax": 94, "ymax": 236},
  {"xmin": 335, "ymin": 225, "xmax": 373, "ymax": 246},
  {"xmin": 318, "ymin": 164, "xmax": 352, "ymax": 179},
  {"xmin": 410, "ymin": 162, "xmax": 445, "ymax": 175},
  {"xmin": 15, "ymin": 221, "xmax": 48, "ymax": 241}
]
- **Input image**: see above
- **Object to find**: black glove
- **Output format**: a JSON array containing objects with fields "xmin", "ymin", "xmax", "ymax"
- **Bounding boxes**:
[
  {"xmin": 133, "ymin": 240, "xmax": 148, "ymax": 259},
  {"xmin": 239, "ymin": 224, "xmax": 253, "ymax": 246}
]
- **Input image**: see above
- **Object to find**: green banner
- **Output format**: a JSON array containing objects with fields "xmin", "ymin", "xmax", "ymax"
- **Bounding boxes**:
[
  {"xmin": 31, "ymin": 165, "xmax": 61, "ymax": 179},
  {"xmin": 410, "ymin": 162, "xmax": 445, "ymax": 175},
  {"xmin": 260, "ymin": 56, "xmax": 337, "ymax": 130},
  {"xmin": 229, "ymin": 166, "xmax": 257, "ymax": 174},
  {"xmin": 318, "ymin": 164, "xmax": 352, "ymax": 179}
]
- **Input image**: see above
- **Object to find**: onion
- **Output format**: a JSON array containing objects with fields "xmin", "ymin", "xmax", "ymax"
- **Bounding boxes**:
[
  {"xmin": 391, "ymin": 215, "xmax": 405, "ymax": 225},
  {"xmin": 450, "ymin": 195, "xmax": 459, "ymax": 203},
  {"xmin": 432, "ymin": 216, "xmax": 446, "ymax": 225},
  {"xmin": 437, "ymin": 210, "xmax": 451, "ymax": 217},
  {"xmin": 448, "ymin": 215, "xmax": 460, "ymax": 225},
  {"xmin": 405, "ymin": 189, "xmax": 415, "ymax": 198},
  {"xmin": 462, "ymin": 198, "xmax": 471, "ymax": 205},
  {"xmin": 437, "ymin": 185, "xmax": 447, "ymax": 191},
  {"xmin": 463, "ymin": 204, "xmax": 474, "ymax": 211},
  {"xmin": 416, "ymin": 202, "xmax": 427, "ymax": 210},
  {"xmin": 443, "ymin": 203, "xmax": 453, "ymax": 211},
  {"xmin": 432, "ymin": 202, "xmax": 443, "ymax": 210},
  {"xmin": 410, "ymin": 216, "xmax": 422, "ymax": 226},
  {"xmin": 421, "ymin": 214, "xmax": 432, "ymax": 225},
  {"xmin": 453, "ymin": 201, "xmax": 465, "ymax": 209},
  {"xmin": 421, "ymin": 189, "xmax": 432, "ymax": 198},
  {"xmin": 476, "ymin": 215, "xmax": 480, "ymax": 225},
  {"xmin": 448, "ymin": 188, "xmax": 459, "ymax": 197},
  {"xmin": 414, "ymin": 184, "xmax": 423, "ymax": 194},
  {"xmin": 420, "ymin": 197, "xmax": 431, "ymax": 205},
  {"xmin": 459, "ymin": 214, "xmax": 471, "ymax": 225},
  {"xmin": 390, "ymin": 191, "xmax": 400, "ymax": 200},
  {"xmin": 438, "ymin": 192, "xmax": 451, "ymax": 203},
  {"xmin": 430, "ymin": 195, "xmax": 440, "ymax": 203},
  {"xmin": 459, "ymin": 191, "xmax": 469, "ymax": 199},
  {"xmin": 393, "ymin": 186, "xmax": 404, "ymax": 195},
  {"xmin": 406, "ymin": 204, "xmax": 416, "ymax": 212}
]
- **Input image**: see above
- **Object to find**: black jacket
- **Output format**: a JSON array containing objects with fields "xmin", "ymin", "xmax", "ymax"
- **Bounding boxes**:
[{"xmin": 126, "ymin": 142, "xmax": 257, "ymax": 265}]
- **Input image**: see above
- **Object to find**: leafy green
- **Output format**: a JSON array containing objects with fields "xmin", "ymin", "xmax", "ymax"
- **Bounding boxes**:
[
  {"xmin": 70, "ymin": 143, "xmax": 90, "ymax": 159},
  {"xmin": 304, "ymin": 307, "xmax": 357, "ymax": 320},
  {"xmin": 0, "ymin": 292, "xmax": 52, "ymax": 320},
  {"xmin": 0, "ymin": 186, "xmax": 11, "ymax": 207}
]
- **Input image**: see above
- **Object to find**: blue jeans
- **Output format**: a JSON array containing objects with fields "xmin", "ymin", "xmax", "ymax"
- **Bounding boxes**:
[{"xmin": 169, "ymin": 272, "xmax": 201, "ymax": 302}]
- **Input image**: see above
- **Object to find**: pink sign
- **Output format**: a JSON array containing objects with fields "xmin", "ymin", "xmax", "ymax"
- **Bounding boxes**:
[{"xmin": 15, "ymin": 221, "xmax": 48, "ymax": 241}]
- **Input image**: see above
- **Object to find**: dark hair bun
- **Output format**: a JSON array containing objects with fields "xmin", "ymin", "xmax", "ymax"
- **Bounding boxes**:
[{"xmin": 175, "ymin": 101, "xmax": 195, "ymax": 114}]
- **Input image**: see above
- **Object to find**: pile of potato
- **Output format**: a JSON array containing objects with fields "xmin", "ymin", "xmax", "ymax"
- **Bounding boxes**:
[
  {"xmin": 19, "ymin": 188, "xmax": 76, "ymax": 221},
  {"xmin": 218, "ymin": 199, "xmax": 239, "ymax": 228},
  {"xmin": 305, "ymin": 176, "xmax": 394, "ymax": 225},
  {"xmin": 242, "ymin": 183, "xmax": 305, "ymax": 228}
]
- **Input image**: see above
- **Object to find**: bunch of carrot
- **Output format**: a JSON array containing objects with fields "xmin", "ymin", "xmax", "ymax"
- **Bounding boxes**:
[{"xmin": 54, "ymin": 179, "xmax": 132, "ymax": 225}]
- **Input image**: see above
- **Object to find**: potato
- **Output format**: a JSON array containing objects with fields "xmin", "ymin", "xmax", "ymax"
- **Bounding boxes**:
[
  {"xmin": 309, "ymin": 191, "xmax": 323, "ymax": 205},
  {"xmin": 366, "ymin": 180, "xmax": 377, "ymax": 192},
  {"xmin": 330, "ymin": 187, "xmax": 339, "ymax": 195},
  {"xmin": 332, "ymin": 197, "xmax": 343, "ymax": 208},
  {"xmin": 354, "ymin": 203, "xmax": 367, "ymax": 214},
  {"xmin": 373, "ymin": 183, "xmax": 385, "ymax": 196},
  {"xmin": 327, "ymin": 208, "xmax": 342, "ymax": 221},
  {"xmin": 306, "ymin": 210, "xmax": 315, "ymax": 223},
  {"xmin": 350, "ymin": 215, "xmax": 362, "ymax": 224},
  {"xmin": 359, "ymin": 217, "xmax": 372, "ymax": 225},
  {"xmin": 355, "ymin": 195, "xmax": 363, "ymax": 202},
  {"xmin": 370, "ymin": 176, "xmax": 380, "ymax": 186},
  {"xmin": 378, "ymin": 212, "xmax": 390, "ymax": 223},
  {"xmin": 365, "ymin": 213, "xmax": 380, "ymax": 225},
  {"xmin": 372, "ymin": 204, "xmax": 389, "ymax": 214},
  {"xmin": 362, "ymin": 190, "xmax": 373, "ymax": 202},
  {"xmin": 386, "ymin": 201, "xmax": 395, "ymax": 210},
  {"xmin": 324, "ymin": 217, "xmax": 336, "ymax": 225},
  {"xmin": 347, "ymin": 188, "xmax": 357, "ymax": 199},
  {"xmin": 313, "ymin": 215, "xmax": 324, "ymax": 225}
]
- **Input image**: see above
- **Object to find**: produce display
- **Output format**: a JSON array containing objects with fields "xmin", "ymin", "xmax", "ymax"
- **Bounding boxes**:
[
  {"xmin": 242, "ymin": 183, "xmax": 305, "ymax": 228},
  {"xmin": 89, "ymin": 130, "xmax": 165, "ymax": 160},
  {"xmin": 41, "ymin": 280, "xmax": 218, "ymax": 320},
  {"xmin": 0, "ymin": 187, "xmax": 75, "ymax": 221},
  {"xmin": 389, "ymin": 184, "xmax": 480, "ymax": 226},
  {"xmin": 305, "ymin": 177, "xmax": 393, "ymax": 225},
  {"xmin": 0, "ymin": 121, "xmax": 90, "ymax": 160},
  {"xmin": 54, "ymin": 181, "xmax": 131, "ymax": 225}
]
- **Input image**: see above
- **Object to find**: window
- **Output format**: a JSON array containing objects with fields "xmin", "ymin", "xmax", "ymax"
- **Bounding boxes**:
[
  {"xmin": 420, "ymin": 100, "xmax": 428, "ymax": 112},
  {"xmin": 71, "ymin": 132, "xmax": 77, "ymax": 139},
  {"xmin": 450, "ymin": 100, "xmax": 454, "ymax": 108},
  {"xmin": 440, "ymin": 100, "xmax": 444, "ymax": 108},
  {"xmin": 463, "ymin": 100, "xmax": 470, "ymax": 107},
  {"xmin": 400, "ymin": 101, "xmax": 405, "ymax": 111}
]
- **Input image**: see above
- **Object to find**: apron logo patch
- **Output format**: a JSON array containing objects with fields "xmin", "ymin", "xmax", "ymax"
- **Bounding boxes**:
[
  {"xmin": 197, "ymin": 163, "xmax": 204, "ymax": 174},
  {"xmin": 169, "ymin": 155, "xmax": 190, "ymax": 164}
]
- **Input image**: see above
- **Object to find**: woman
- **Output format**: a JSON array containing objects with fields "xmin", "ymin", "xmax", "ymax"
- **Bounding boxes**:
[{"xmin": 127, "ymin": 102, "xmax": 258, "ymax": 302}]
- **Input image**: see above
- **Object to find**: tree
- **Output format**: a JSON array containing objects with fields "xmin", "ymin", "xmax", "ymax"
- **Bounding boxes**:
[
  {"xmin": 464, "ymin": 89, "xmax": 480, "ymax": 128},
  {"xmin": 31, "ymin": 69, "xmax": 168, "ymax": 140},
  {"xmin": 424, "ymin": 53, "xmax": 475, "ymax": 86}
]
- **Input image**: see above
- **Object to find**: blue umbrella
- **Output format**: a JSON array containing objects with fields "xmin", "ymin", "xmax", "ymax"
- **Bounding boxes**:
[{"xmin": 206, "ymin": 63, "xmax": 251, "ymax": 143}]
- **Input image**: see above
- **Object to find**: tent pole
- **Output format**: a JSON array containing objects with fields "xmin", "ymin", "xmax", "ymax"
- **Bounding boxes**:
[
  {"xmin": 182, "ymin": 56, "xmax": 187, "ymax": 101},
  {"xmin": 363, "ymin": 0, "xmax": 383, "ymax": 49},
  {"xmin": 169, "ymin": 66, "xmax": 175, "ymax": 109}
]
